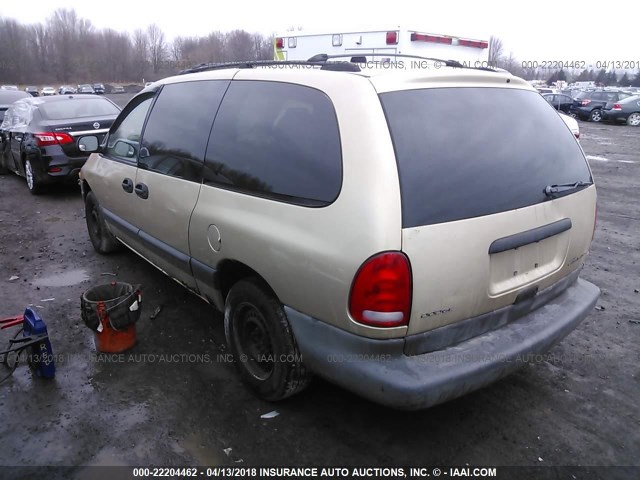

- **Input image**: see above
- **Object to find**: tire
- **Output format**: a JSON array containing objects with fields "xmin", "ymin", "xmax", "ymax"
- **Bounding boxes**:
[
  {"xmin": 626, "ymin": 112, "xmax": 640, "ymax": 127},
  {"xmin": 589, "ymin": 109, "xmax": 602, "ymax": 122},
  {"xmin": 24, "ymin": 158, "xmax": 44, "ymax": 194},
  {"xmin": 225, "ymin": 278, "xmax": 311, "ymax": 401},
  {"xmin": 0, "ymin": 153, "xmax": 8, "ymax": 175},
  {"xmin": 85, "ymin": 191, "xmax": 121, "ymax": 254}
]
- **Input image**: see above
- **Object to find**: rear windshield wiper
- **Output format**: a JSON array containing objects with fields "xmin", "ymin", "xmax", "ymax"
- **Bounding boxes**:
[{"xmin": 544, "ymin": 180, "xmax": 593, "ymax": 197}]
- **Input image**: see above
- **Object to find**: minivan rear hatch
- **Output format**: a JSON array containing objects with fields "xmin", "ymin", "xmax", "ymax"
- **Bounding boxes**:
[{"xmin": 379, "ymin": 86, "xmax": 596, "ymax": 336}]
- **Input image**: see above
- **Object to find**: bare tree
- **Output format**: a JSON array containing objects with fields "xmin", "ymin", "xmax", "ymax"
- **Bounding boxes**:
[
  {"xmin": 147, "ymin": 24, "xmax": 166, "ymax": 74},
  {"xmin": 225, "ymin": 30, "xmax": 254, "ymax": 62},
  {"xmin": 488, "ymin": 36, "xmax": 503, "ymax": 67},
  {"xmin": 132, "ymin": 29, "xmax": 149, "ymax": 80}
]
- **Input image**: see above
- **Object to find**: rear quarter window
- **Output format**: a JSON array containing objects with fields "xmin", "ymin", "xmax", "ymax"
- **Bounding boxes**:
[
  {"xmin": 380, "ymin": 87, "xmax": 592, "ymax": 228},
  {"xmin": 203, "ymin": 81, "xmax": 342, "ymax": 206}
]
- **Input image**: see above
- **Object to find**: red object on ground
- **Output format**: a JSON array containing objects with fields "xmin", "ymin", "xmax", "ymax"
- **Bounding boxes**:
[
  {"xmin": 0, "ymin": 316, "xmax": 23, "ymax": 329},
  {"xmin": 94, "ymin": 301, "xmax": 137, "ymax": 353}
]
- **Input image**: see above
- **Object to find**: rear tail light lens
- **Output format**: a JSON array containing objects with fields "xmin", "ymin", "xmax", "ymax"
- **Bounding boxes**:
[
  {"xmin": 34, "ymin": 132, "xmax": 74, "ymax": 147},
  {"xmin": 349, "ymin": 252, "xmax": 412, "ymax": 328},
  {"xmin": 386, "ymin": 31, "xmax": 398, "ymax": 45},
  {"xmin": 612, "ymin": 104, "xmax": 622, "ymax": 110},
  {"xmin": 275, "ymin": 37, "xmax": 284, "ymax": 49},
  {"xmin": 574, "ymin": 132, "xmax": 580, "ymax": 139},
  {"xmin": 48, "ymin": 166, "xmax": 62, "ymax": 173},
  {"xmin": 581, "ymin": 100, "xmax": 591, "ymax": 106}
]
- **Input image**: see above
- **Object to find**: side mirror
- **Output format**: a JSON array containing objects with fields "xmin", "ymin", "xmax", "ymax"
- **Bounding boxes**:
[{"xmin": 79, "ymin": 135, "xmax": 99, "ymax": 153}]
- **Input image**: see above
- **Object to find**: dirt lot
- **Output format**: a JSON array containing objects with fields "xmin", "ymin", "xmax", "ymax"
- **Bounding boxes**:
[{"xmin": 0, "ymin": 110, "xmax": 638, "ymax": 476}]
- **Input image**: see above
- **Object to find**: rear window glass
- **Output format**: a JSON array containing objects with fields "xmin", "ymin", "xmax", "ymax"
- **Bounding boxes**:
[
  {"xmin": 39, "ymin": 99, "xmax": 119, "ymax": 120},
  {"xmin": 380, "ymin": 87, "xmax": 592, "ymax": 228}
]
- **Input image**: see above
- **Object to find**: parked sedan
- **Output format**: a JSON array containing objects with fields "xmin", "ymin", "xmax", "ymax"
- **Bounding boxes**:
[
  {"xmin": 58, "ymin": 85, "xmax": 77, "ymax": 95},
  {"xmin": 40, "ymin": 86, "xmax": 56, "ymax": 96},
  {"xmin": 0, "ymin": 95, "xmax": 120, "ymax": 194},
  {"xmin": 543, "ymin": 93, "xmax": 575, "ymax": 114},
  {"xmin": 92, "ymin": 84, "xmax": 106, "ymax": 94},
  {"xmin": 0, "ymin": 85, "xmax": 19, "ymax": 91},
  {"xmin": 559, "ymin": 112, "xmax": 580, "ymax": 139},
  {"xmin": 77, "ymin": 84, "xmax": 95, "ymax": 94},
  {"xmin": 601, "ymin": 95, "xmax": 640, "ymax": 126},
  {"xmin": 0, "ymin": 89, "xmax": 30, "ymax": 119},
  {"xmin": 25, "ymin": 86, "xmax": 39, "ymax": 97}
]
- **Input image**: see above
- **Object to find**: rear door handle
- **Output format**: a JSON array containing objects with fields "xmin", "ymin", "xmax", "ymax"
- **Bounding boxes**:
[
  {"xmin": 134, "ymin": 183, "xmax": 149, "ymax": 199},
  {"xmin": 122, "ymin": 178, "xmax": 134, "ymax": 193}
]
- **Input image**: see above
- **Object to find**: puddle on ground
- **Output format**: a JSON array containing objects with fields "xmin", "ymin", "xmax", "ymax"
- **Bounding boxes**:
[{"xmin": 32, "ymin": 269, "xmax": 90, "ymax": 287}]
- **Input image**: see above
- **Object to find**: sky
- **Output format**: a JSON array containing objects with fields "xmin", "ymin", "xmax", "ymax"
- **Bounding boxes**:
[{"xmin": 2, "ymin": 0, "xmax": 638, "ymax": 68}]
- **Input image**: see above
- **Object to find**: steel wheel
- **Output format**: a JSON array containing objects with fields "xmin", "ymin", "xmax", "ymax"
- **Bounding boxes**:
[
  {"xmin": 234, "ymin": 302, "xmax": 275, "ymax": 381},
  {"xmin": 225, "ymin": 278, "xmax": 311, "ymax": 401}
]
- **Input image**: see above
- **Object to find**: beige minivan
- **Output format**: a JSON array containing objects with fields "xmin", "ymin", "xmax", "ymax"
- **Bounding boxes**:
[{"xmin": 78, "ymin": 58, "xmax": 600, "ymax": 409}]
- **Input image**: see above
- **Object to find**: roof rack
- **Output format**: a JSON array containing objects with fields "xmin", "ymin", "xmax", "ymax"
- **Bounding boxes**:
[
  {"xmin": 309, "ymin": 53, "xmax": 497, "ymax": 72},
  {"xmin": 179, "ymin": 60, "xmax": 361, "ymax": 74},
  {"xmin": 178, "ymin": 53, "xmax": 497, "ymax": 75}
]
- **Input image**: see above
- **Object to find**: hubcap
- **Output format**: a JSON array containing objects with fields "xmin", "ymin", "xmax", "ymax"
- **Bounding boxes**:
[
  {"xmin": 592, "ymin": 111, "xmax": 601, "ymax": 122},
  {"xmin": 25, "ymin": 161, "xmax": 34, "ymax": 190},
  {"xmin": 629, "ymin": 114, "xmax": 640, "ymax": 126},
  {"xmin": 234, "ymin": 303, "xmax": 274, "ymax": 380}
]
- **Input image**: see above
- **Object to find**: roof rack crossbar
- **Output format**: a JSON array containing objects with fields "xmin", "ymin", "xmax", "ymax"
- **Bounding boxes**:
[
  {"xmin": 178, "ymin": 53, "xmax": 498, "ymax": 75},
  {"xmin": 179, "ymin": 59, "xmax": 361, "ymax": 74}
]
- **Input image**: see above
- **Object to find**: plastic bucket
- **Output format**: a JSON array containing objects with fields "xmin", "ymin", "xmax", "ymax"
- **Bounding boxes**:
[{"xmin": 81, "ymin": 283, "xmax": 142, "ymax": 353}]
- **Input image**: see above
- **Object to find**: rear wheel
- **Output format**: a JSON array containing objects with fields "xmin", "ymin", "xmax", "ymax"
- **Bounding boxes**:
[
  {"xmin": 85, "ymin": 191, "xmax": 121, "ymax": 253},
  {"xmin": 589, "ymin": 109, "xmax": 602, "ymax": 122},
  {"xmin": 626, "ymin": 112, "xmax": 640, "ymax": 126},
  {"xmin": 24, "ymin": 159, "xmax": 44, "ymax": 195},
  {"xmin": 225, "ymin": 278, "xmax": 311, "ymax": 401},
  {"xmin": 0, "ymin": 153, "xmax": 8, "ymax": 175}
]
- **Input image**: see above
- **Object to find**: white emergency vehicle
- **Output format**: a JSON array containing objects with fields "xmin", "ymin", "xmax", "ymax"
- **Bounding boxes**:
[{"xmin": 274, "ymin": 27, "xmax": 490, "ymax": 67}]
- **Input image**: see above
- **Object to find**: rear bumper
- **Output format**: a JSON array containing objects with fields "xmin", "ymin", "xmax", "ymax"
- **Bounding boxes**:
[
  {"xmin": 601, "ymin": 110, "xmax": 626, "ymax": 122},
  {"xmin": 30, "ymin": 148, "xmax": 87, "ymax": 183},
  {"xmin": 286, "ymin": 277, "xmax": 599, "ymax": 410},
  {"xmin": 569, "ymin": 106, "xmax": 591, "ymax": 118}
]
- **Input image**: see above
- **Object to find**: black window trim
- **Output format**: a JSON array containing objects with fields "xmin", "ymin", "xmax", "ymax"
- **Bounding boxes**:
[{"xmin": 102, "ymin": 91, "xmax": 158, "ymax": 166}]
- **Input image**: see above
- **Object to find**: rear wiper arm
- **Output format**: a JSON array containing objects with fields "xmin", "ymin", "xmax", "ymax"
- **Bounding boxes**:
[{"xmin": 544, "ymin": 180, "xmax": 593, "ymax": 196}]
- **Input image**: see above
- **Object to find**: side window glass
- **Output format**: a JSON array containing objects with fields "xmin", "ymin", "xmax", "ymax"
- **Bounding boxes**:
[
  {"xmin": 204, "ymin": 81, "xmax": 342, "ymax": 206},
  {"xmin": 105, "ymin": 97, "xmax": 153, "ymax": 161},
  {"xmin": 139, "ymin": 80, "xmax": 228, "ymax": 182}
]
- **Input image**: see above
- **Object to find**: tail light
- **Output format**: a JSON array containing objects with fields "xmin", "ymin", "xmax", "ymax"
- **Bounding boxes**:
[
  {"xmin": 34, "ymin": 132, "xmax": 74, "ymax": 147},
  {"xmin": 612, "ymin": 104, "xmax": 622, "ymax": 110},
  {"xmin": 386, "ymin": 31, "xmax": 398, "ymax": 45},
  {"xmin": 581, "ymin": 100, "xmax": 591, "ymax": 106},
  {"xmin": 275, "ymin": 37, "xmax": 284, "ymax": 49},
  {"xmin": 574, "ymin": 132, "xmax": 580, "ymax": 139},
  {"xmin": 411, "ymin": 33, "xmax": 452, "ymax": 44},
  {"xmin": 349, "ymin": 252, "xmax": 412, "ymax": 328},
  {"xmin": 458, "ymin": 39, "xmax": 489, "ymax": 48}
]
